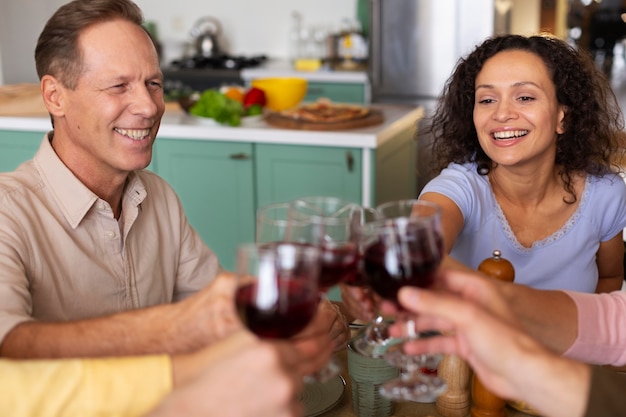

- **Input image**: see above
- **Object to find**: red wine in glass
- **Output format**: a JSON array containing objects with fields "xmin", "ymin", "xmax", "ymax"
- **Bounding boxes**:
[
  {"xmin": 235, "ymin": 242, "xmax": 320, "ymax": 340},
  {"xmin": 363, "ymin": 232, "xmax": 443, "ymax": 303},
  {"xmin": 236, "ymin": 278, "xmax": 319, "ymax": 339},
  {"xmin": 318, "ymin": 242, "xmax": 360, "ymax": 291},
  {"xmin": 342, "ymin": 257, "xmax": 368, "ymax": 287},
  {"xmin": 289, "ymin": 196, "xmax": 367, "ymax": 291}
]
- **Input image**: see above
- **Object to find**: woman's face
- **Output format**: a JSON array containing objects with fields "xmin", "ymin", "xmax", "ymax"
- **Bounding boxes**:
[{"xmin": 473, "ymin": 49, "xmax": 565, "ymax": 170}]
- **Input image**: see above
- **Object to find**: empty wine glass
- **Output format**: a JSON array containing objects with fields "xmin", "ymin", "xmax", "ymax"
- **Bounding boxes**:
[
  {"xmin": 234, "ymin": 242, "xmax": 321, "ymax": 339},
  {"xmin": 358, "ymin": 200, "xmax": 448, "ymax": 402}
]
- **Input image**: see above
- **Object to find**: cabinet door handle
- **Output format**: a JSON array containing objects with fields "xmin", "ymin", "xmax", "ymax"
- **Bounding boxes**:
[
  {"xmin": 346, "ymin": 151, "xmax": 354, "ymax": 172},
  {"xmin": 230, "ymin": 153, "xmax": 251, "ymax": 160}
]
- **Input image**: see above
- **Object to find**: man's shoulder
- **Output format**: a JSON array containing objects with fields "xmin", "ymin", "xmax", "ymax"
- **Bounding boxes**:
[{"xmin": 0, "ymin": 161, "xmax": 40, "ymax": 196}]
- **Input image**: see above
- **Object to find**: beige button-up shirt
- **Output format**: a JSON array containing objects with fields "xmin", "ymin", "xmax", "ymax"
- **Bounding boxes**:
[{"xmin": 0, "ymin": 135, "xmax": 220, "ymax": 343}]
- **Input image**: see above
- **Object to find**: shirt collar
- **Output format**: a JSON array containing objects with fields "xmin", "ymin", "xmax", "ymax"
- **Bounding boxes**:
[{"xmin": 32, "ymin": 133, "xmax": 147, "ymax": 229}]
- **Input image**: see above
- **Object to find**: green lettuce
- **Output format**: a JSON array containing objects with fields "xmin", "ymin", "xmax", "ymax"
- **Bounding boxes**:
[{"xmin": 189, "ymin": 89, "xmax": 243, "ymax": 127}]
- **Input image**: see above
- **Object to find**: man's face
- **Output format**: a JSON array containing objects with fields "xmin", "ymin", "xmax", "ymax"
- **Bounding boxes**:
[{"xmin": 55, "ymin": 18, "xmax": 165, "ymax": 182}]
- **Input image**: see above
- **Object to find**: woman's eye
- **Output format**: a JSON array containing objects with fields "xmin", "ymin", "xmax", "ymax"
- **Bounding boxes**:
[
  {"xmin": 518, "ymin": 96, "xmax": 534, "ymax": 102},
  {"xmin": 478, "ymin": 98, "xmax": 495, "ymax": 104}
]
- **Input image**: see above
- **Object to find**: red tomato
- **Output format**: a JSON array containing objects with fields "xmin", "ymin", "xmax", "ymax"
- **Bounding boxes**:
[{"xmin": 243, "ymin": 87, "xmax": 267, "ymax": 108}]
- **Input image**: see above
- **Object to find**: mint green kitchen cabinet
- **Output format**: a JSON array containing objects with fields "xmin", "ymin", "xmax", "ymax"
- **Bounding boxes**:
[
  {"xmin": 0, "ymin": 130, "xmax": 44, "ymax": 172},
  {"xmin": 152, "ymin": 138, "xmax": 256, "ymax": 270},
  {"xmin": 255, "ymin": 143, "xmax": 364, "ymax": 300},
  {"xmin": 152, "ymin": 139, "xmax": 365, "ymax": 271},
  {"xmin": 304, "ymin": 82, "xmax": 366, "ymax": 104},
  {"xmin": 255, "ymin": 143, "xmax": 362, "ymax": 207},
  {"xmin": 373, "ymin": 121, "xmax": 417, "ymax": 205}
]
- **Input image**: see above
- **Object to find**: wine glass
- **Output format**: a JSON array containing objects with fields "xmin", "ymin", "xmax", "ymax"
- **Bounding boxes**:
[
  {"xmin": 256, "ymin": 202, "xmax": 316, "ymax": 245},
  {"xmin": 292, "ymin": 196, "xmax": 367, "ymax": 381},
  {"xmin": 256, "ymin": 200, "xmax": 349, "ymax": 382},
  {"xmin": 343, "ymin": 207, "xmax": 399, "ymax": 358},
  {"xmin": 359, "ymin": 200, "xmax": 448, "ymax": 402},
  {"xmin": 234, "ymin": 242, "xmax": 321, "ymax": 339}
]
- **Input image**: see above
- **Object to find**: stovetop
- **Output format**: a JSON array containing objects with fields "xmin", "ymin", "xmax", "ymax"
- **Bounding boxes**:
[
  {"xmin": 163, "ymin": 54, "xmax": 268, "ymax": 93},
  {"xmin": 168, "ymin": 54, "xmax": 268, "ymax": 71}
]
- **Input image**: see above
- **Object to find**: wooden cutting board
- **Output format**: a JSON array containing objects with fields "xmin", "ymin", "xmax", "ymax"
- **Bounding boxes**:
[
  {"xmin": 0, "ymin": 83, "xmax": 182, "ymax": 117},
  {"xmin": 0, "ymin": 83, "xmax": 47, "ymax": 116},
  {"xmin": 263, "ymin": 108, "xmax": 384, "ymax": 131}
]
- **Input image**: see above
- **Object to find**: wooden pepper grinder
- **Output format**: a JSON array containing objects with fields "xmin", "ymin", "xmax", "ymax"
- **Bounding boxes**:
[
  {"xmin": 470, "ymin": 250, "xmax": 515, "ymax": 417},
  {"xmin": 435, "ymin": 354, "xmax": 471, "ymax": 417}
]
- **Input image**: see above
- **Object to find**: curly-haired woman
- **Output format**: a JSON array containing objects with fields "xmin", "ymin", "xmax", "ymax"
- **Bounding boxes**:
[{"xmin": 419, "ymin": 34, "xmax": 626, "ymax": 293}]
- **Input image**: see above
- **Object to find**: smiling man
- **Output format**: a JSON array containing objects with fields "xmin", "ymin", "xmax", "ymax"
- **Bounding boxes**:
[
  {"xmin": 42, "ymin": 13, "xmax": 164, "ymax": 218},
  {"xmin": 0, "ymin": 0, "xmax": 348, "ymax": 363}
]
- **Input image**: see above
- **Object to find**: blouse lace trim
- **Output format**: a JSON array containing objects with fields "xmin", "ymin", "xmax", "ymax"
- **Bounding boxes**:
[{"xmin": 493, "ymin": 176, "xmax": 589, "ymax": 252}]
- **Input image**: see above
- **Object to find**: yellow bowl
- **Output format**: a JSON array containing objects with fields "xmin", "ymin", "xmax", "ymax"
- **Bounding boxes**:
[{"xmin": 251, "ymin": 77, "xmax": 308, "ymax": 111}]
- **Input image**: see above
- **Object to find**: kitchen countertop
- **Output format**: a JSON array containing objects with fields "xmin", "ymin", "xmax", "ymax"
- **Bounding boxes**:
[
  {"xmin": 156, "ymin": 105, "xmax": 421, "ymax": 149},
  {"xmin": 0, "ymin": 84, "xmax": 422, "ymax": 150}
]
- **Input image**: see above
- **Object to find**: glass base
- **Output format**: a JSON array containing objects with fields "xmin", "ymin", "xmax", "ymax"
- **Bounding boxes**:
[
  {"xmin": 379, "ymin": 372, "xmax": 447, "ymax": 403},
  {"xmin": 304, "ymin": 355, "xmax": 342, "ymax": 384},
  {"xmin": 351, "ymin": 318, "xmax": 403, "ymax": 358},
  {"xmin": 384, "ymin": 343, "xmax": 442, "ymax": 370}
]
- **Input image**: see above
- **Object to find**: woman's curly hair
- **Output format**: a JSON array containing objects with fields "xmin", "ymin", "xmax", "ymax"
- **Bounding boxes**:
[{"xmin": 428, "ymin": 34, "xmax": 625, "ymax": 202}]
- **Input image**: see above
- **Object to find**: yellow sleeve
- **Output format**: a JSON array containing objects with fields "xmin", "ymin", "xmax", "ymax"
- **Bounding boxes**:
[{"xmin": 0, "ymin": 355, "xmax": 173, "ymax": 417}]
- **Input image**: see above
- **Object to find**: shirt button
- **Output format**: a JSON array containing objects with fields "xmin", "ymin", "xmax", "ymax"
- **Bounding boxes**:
[{"xmin": 105, "ymin": 231, "xmax": 116, "ymax": 239}]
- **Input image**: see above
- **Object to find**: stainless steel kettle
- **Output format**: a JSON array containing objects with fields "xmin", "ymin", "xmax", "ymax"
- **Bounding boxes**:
[{"xmin": 190, "ymin": 17, "xmax": 223, "ymax": 58}]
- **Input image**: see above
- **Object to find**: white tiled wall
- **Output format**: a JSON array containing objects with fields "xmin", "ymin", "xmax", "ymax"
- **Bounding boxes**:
[{"xmin": 0, "ymin": 0, "xmax": 358, "ymax": 85}]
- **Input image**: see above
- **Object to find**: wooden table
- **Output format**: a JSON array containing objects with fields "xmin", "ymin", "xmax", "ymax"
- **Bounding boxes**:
[{"xmin": 318, "ymin": 349, "xmax": 534, "ymax": 417}]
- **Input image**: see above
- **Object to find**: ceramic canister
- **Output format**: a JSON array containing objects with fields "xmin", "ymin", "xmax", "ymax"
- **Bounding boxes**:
[{"xmin": 347, "ymin": 338, "xmax": 399, "ymax": 417}]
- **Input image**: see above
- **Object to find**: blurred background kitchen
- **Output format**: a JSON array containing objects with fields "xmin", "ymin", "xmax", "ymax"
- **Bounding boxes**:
[
  {"xmin": 0, "ymin": 0, "xmax": 625, "ymax": 189},
  {"xmin": 0, "ymin": 0, "xmax": 546, "ymax": 89}
]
